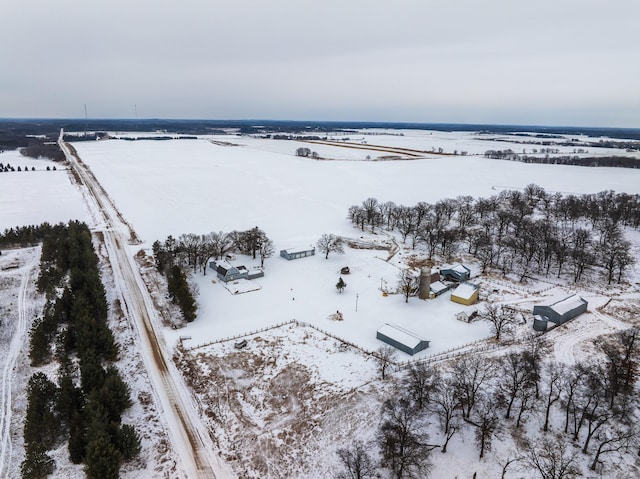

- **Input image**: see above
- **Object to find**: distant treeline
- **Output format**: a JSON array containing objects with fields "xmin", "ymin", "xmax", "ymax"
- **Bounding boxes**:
[
  {"xmin": 485, "ymin": 150, "xmax": 640, "ymax": 168},
  {"xmin": 0, "ymin": 128, "xmax": 65, "ymax": 161},
  {"xmin": 3, "ymin": 118, "xmax": 640, "ymax": 139},
  {"xmin": 484, "ymin": 137, "xmax": 640, "ymax": 151},
  {"xmin": 20, "ymin": 142, "xmax": 65, "ymax": 161}
]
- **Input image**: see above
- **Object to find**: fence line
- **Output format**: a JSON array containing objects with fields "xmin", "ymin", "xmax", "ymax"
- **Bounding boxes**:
[
  {"xmin": 185, "ymin": 319, "xmax": 296, "ymax": 351},
  {"xmin": 185, "ymin": 318, "xmax": 539, "ymax": 371},
  {"xmin": 294, "ymin": 320, "xmax": 379, "ymax": 358}
]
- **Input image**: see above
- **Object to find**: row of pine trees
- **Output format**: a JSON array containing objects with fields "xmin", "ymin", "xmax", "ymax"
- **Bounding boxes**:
[{"xmin": 18, "ymin": 221, "xmax": 140, "ymax": 478}]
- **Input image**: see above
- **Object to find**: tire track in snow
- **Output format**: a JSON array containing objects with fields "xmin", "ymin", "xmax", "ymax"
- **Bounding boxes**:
[
  {"xmin": 550, "ymin": 308, "xmax": 629, "ymax": 364},
  {"xmin": 0, "ymin": 251, "xmax": 38, "ymax": 478}
]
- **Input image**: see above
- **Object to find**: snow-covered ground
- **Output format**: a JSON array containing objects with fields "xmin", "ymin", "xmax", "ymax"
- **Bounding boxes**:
[
  {"xmin": 1, "ymin": 129, "xmax": 640, "ymax": 478},
  {"xmin": 70, "ymin": 135, "xmax": 640, "ymax": 354},
  {"xmin": 0, "ymin": 150, "xmax": 89, "ymax": 231}
]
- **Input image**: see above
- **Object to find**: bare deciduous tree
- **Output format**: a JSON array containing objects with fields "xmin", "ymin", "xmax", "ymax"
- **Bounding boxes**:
[
  {"xmin": 429, "ymin": 376, "xmax": 461, "ymax": 453},
  {"xmin": 588, "ymin": 423, "xmax": 637, "ymax": 472},
  {"xmin": 478, "ymin": 303, "xmax": 518, "ymax": 341},
  {"xmin": 405, "ymin": 363, "xmax": 438, "ymax": 410},
  {"xmin": 336, "ymin": 440, "xmax": 377, "ymax": 479},
  {"xmin": 543, "ymin": 362, "xmax": 565, "ymax": 432},
  {"xmin": 452, "ymin": 356, "xmax": 497, "ymax": 419},
  {"xmin": 499, "ymin": 352, "xmax": 536, "ymax": 419},
  {"xmin": 397, "ymin": 269, "xmax": 419, "ymax": 303},
  {"xmin": 377, "ymin": 397, "xmax": 435, "ymax": 479},
  {"xmin": 208, "ymin": 231, "xmax": 232, "ymax": 260},
  {"xmin": 521, "ymin": 436, "xmax": 581, "ymax": 479},
  {"xmin": 258, "ymin": 238, "xmax": 274, "ymax": 267},
  {"xmin": 375, "ymin": 346, "xmax": 397, "ymax": 380},
  {"xmin": 316, "ymin": 233, "xmax": 345, "ymax": 259},
  {"xmin": 464, "ymin": 392, "xmax": 503, "ymax": 460}
]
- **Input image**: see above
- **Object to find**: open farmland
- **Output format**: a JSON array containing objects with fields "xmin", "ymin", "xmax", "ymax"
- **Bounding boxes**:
[
  {"xmin": 2, "ymin": 126, "xmax": 640, "ymax": 478},
  {"xmin": 67, "ymin": 130, "xmax": 640, "ymax": 477},
  {"xmin": 71, "ymin": 132, "xmax": 640, "ymax": 352}
]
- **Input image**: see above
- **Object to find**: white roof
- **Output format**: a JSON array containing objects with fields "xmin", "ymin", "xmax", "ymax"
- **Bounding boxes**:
[
  {"xmin": 452, "ymin": 283, "xmax": 478, "ymax": 300},
  {"xmin": 550, "ymin": 294, "xmax": 586, "ymax": 315},
  {"xmin": 442, "ymin": 263, "xmax": 469, "ymax": 273},
  {"xmin": 282, "ymin": 246, "xmax": 314, "ymax": 254},
  {"xmin": 430, "ymin": 281, "xmax": 449, "ymax": 294},
  {"xmin": 377, "ymin": 324, "xmax": 427, "ymax": 349},
  {"xmin": 216, "ymin": 259, "xmax": 234, "ymax": 270}
]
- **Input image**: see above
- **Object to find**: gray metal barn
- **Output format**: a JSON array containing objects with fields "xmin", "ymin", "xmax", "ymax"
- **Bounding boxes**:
[
  {"xmin": 280, "ymin": 246, "xmax": 316, "ymax": 260},
  {"xmin": 376, "ymin": 324, "xmax": 430, "ymax": 355},
  {"xmin": 532, "ymin": 294, "xmax": 588, "ymax": 331}
]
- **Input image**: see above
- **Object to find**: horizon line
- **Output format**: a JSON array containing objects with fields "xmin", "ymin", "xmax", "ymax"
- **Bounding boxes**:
[{"xmin": 1, "ymin": 117, "xmax": 639, "ymax": 132}]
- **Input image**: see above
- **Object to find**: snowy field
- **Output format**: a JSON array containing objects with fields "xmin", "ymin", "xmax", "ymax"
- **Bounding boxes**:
[
  {"xmin": 0, "ymin": 150, "xmax": 89, "ymax": 231},
  {"xmin": 71, "ymin": 134, "xmax": 640, "ymax": 356},
  {"xmin": 2, "ymin": 128, "xmax": 640, "ymax": 478}
]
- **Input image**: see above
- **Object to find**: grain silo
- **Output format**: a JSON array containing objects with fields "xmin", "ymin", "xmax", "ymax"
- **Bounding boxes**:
[{"xmin": 418, "ymin": 267, "xmax": 432, "ymax": 299}]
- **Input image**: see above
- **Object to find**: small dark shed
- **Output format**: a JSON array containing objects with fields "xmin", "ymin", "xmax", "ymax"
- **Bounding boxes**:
[
  {"xmin": 439, "ymin": 263, "xmax": 471, "ymax": 283},
  {"xmin": 376, "ymin": 324, "xmax": 430, "ymax": 355}
]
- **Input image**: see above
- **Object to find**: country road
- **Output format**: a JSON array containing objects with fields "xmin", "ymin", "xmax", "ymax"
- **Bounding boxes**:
[{"xmin": 59, "ymin": 132, "xmax": 232, "ymax": 479}]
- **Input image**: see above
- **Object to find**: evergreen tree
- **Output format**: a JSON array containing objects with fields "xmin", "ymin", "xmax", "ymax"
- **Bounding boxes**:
[
  {"xmin": 21, "ymin": 443, "xmax": 55, "ymax": 479},
  {"xmin": 80, "ymin": 351, "xmax": 106, "ymax": 393},
  {"xmin": 28, "ymin": 318, "xmax": 51, "ymax": 366},
  {"xmin": 24, "ymin": 373, "xmax": 59, "ymax": 449},
  {"xmin": 100, "ymin": 366, "xmax": 132, "ymax": 422},
  {"xmin": 117, "ymin": 424, "xmax": 142, "ymax": 461},
  {"xmin": 84, "ymin": 433, "xmax": 121, "ymax": 479},
  {"xmin": 56, "ymin": 369, "xmax": 84, "ymax": 430},
  {"xmin": 68, "ymin": 410, "xmax": 86, "ymax": 464}
]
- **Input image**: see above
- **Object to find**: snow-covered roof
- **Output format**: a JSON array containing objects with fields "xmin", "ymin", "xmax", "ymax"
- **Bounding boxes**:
[
  {"xmin": 216, "ymin": 260, "xmax": 247, "ymax": 274},
  {"xmin": 215, "ymin": 259, "xmax": 234, "ymax": 272},
  {"xmin": 281, "ymin": 246, "xmax": 315, "ymax": 254},
  {"xmin": 377, "ymin": 324, "xmax": 427, "ymax": 349},
  {"xmin": 441, "ymin": 263, "xmax": 470, "ymax": 273},
  {"xmin": 550, "ymin": 294, "xmax": 587, "ymax": 315},
  {"xmin": 451, "ymin": 283, "xmax": 478, "ymax": 300},
  {"xmin": 430, "ymin": 281, "xmax": 449, "ymax": 294}
]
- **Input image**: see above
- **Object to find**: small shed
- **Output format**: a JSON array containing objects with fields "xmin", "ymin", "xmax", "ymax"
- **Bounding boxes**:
[
  {"xmin": 450, "ymin": 282, "xmax": 479, "ymax": 306},
  {"xmin": 456, "ymin": 308, "xmax": 478, "ymax": 323},
  {"xmin": 440, "ymin": 263, "xmax": 471, "ymax": 282},
  {"xmin": 532, "ymin": 294, "xmax": 588, "ymax": 327},
  {"xmin": 280, "ymin": 246, "xmax": 315, "ymax": 260},
  {"xmin": 430, "ymin": 280, "xmax": 453, "ymax": 298},
  {"xmin": 376, "ymin": 324, "xmax": 430, "ymax": 355}
]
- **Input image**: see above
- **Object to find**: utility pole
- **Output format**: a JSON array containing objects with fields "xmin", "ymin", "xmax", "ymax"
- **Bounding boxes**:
[{"xmin": 84, "ymin": 103, "xmax": 88, "ymax": 136}]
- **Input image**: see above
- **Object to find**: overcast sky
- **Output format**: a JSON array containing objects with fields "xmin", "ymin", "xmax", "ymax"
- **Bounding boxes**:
[{"xmin": 1, "ymin": 0, "xmax": 638, "ymax": 127}]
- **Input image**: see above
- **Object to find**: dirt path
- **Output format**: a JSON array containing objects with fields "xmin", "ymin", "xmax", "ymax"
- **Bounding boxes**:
[
  {"xmin": 0, "ymin": 250, "xmax": 38, "ymax": 478},
  {"xmin": 59, "ymin": 133, "xmax": 231, "ymax": 478},
  {"xmin": 304, "ymin": 139, "xmax": 455, "ymax": 158},
  {"xmin": 550, "ymin": 308, "xmax": 629, "ymax": 364}
]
